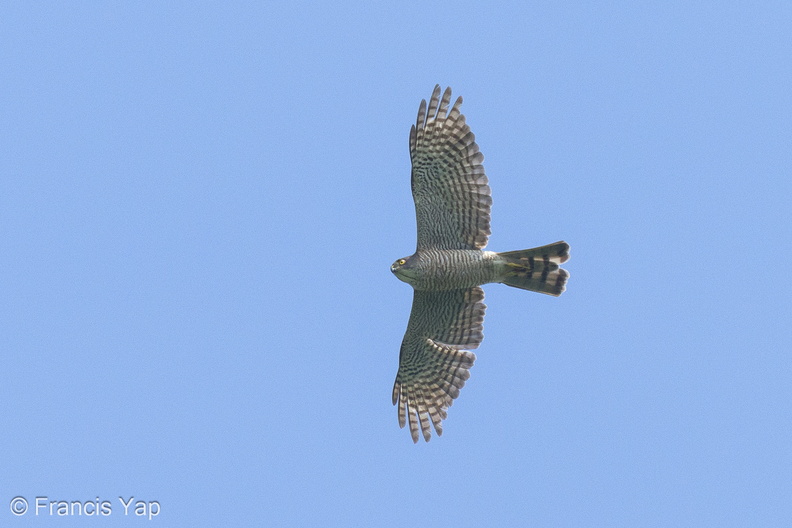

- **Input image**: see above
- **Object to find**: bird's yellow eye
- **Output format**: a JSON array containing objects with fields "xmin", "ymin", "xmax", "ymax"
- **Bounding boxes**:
[{"xmin": 398, "ymin": 259, "xmax": 406, "ymax": 266}]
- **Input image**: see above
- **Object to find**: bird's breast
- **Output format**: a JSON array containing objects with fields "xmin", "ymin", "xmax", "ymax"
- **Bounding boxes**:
[{"xmin": 407, "ymin": 249, "xmax": 498, "ymax": 291}]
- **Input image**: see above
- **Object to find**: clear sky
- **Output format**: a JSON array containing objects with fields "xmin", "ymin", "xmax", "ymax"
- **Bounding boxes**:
[{"xmin": 2, "ymin": 2, "xmax": 791, "ymax": 526}]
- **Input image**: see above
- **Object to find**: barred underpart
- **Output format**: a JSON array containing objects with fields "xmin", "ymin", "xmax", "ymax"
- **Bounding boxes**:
[{"xmin": 405, "ymin": 249, "xmax": 499, "ymax": 291}]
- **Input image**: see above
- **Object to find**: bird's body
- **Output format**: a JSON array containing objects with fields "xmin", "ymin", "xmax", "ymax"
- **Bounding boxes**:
[
  {"xmin": 393, "ymin": 246, "xmax": 570, "ymax": 293},
  {"xmin": 390, "ymin": 85, "xmax": 570, "ymax": 443},
  {"xmin": 392, "ymin": 249, "xmax": 498, "ymax": 291}
]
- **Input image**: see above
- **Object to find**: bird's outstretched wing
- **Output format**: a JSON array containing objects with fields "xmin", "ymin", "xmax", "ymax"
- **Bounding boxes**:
[
  {"xmin": 392, "ymin": 287, "xmax": 486, "ymax": 442},
  {"xmin": 410, "ymin": 85, "xmax": 492, "ymax": 251}
]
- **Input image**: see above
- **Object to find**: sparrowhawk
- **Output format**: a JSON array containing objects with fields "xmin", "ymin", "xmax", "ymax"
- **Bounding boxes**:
[{"xmin": 391, "ymin": 85, "xmax": 570, "ymax": 443}]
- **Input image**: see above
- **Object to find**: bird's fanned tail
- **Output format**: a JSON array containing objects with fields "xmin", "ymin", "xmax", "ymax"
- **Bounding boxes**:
[{"xmin": 498, "ymin": 241, "xmax": 570, "ymax": 296}]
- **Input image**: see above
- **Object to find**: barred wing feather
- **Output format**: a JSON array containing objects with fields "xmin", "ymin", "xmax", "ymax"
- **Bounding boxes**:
[
  {"xmin": 392, "ymin": 287, "xmax": 486, "ymax": 442},
  {"xmin": 410, "ymin": 85, "xmax": 492, "ymax": 251}
]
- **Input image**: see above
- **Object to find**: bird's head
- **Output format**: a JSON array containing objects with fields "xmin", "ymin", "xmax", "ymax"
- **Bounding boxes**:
[{"xmin": 391, "ymin": 255, "xmax": 418, "ymax": 285}]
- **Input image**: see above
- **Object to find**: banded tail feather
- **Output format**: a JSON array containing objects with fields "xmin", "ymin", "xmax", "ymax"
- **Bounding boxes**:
[{"xmin": 498, "ymin": 241, "xmax": 570, "ymax": 296}]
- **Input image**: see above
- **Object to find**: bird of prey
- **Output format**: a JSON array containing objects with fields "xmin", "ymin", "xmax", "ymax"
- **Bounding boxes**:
[{"xmin": 390, "ymin": 85, "xmax": 570, "ymax": 443}]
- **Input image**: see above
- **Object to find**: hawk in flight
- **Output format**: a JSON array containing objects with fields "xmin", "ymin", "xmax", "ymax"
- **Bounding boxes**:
[{"xmin": 391, "ymin": 85, "xmax": 570, "ymax": 443}]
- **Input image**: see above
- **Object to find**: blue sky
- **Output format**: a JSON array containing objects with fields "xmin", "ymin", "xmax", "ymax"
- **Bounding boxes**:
[{"xmin": 2, "ymin": 2, "xmax": 791, "ymax": 526}]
